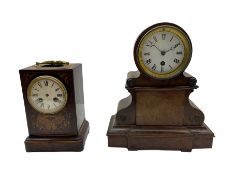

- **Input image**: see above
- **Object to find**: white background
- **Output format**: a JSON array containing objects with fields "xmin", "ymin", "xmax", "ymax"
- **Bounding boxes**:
[{"xmin": 0, "ymin": 0, "xmax": 232, "ymax": 174}]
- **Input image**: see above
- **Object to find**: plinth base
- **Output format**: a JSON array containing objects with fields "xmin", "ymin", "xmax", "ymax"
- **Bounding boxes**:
[
  {"xmin": 107, "ymin": 116, "xmax": 214, "ymax": 152},
  {"xmin": 25, "ymin": 120, "xmax": 89, "ymax": 152}
]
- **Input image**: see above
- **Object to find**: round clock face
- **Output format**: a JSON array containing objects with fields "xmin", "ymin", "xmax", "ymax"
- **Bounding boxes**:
[
  {"xmin": 27, "ymin": 76, "xmax": 68, "ymax": 114},
  {"xmin": 134, "ymin": 23, "xmax": 192, "ymax": 79}
]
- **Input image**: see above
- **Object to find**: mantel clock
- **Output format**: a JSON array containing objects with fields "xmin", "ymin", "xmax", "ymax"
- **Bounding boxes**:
[
  {"xmin": 20, "ymin": 61, "xmax": 89, "ymax": 152},
  {"xmin": 107, "ymin": 23, "xmax": 214, "ymax": 151}
]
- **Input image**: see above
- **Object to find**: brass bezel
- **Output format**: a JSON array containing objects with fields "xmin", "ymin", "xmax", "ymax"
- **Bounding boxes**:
[
  {"xmin": 134, "ymin": 23, "xmax": 192, "ymax": 79},
  {"xmin": 27, "ymin": 75, "xmax": 68, "ymax": 114}
]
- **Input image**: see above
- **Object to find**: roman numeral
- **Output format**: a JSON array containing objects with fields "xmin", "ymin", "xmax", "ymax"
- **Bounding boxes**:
[
  {"xmin": 176, "ymin": 51, "xmax": 183, "ymax": 55},
  {"xmin": 57, "ymin": 94, "xmax": 63, "ymax": 97},
  {"xmin": 146, "ymin": 41, "xmax": 154, "ymax": 47},
  {"xmin": 44, "ymin": 80, "xmax": 48, "ymax": 86},
  {"xmin": 153, "ymin": 36, "xmax": 158, "ymax": 42},
  {"xmin": 51, "ymin": 82, "xmax": 54, "ymax": 88},
  {"xmin": 174, "ymin": 58, "xmax": 180, "ymax": 64},
  {"xmin": 170, "ymin": 36, "xmax": 174, "ymax": 42},
  {"xmin": 174, "ymin": 43, "xmax": 180, "ymax": 49},
  {"xmin": 144, "ymin": 52, "xmax": 150, "ymax": 56},
  {"xmin": 152, "ymin": 64, "xmax": 156, "ymax": 70},
  {"xmin": 169, "ymin": 65, "xmax": 173, "ymax": 69},
  {"xmin": 37, "ymin": 82, "xmax": 42, "ymax": 88},
  {"xmin": 146, "ymin": 59, "xmax": 151, "ymax": 64},
  {"xmin": 53, "ymin": 97, "xmax": 61, "ymax": 103},
  {"xmin": 162, "ymin": 33, "xmax": 166, "ymax": 40},
  {"xmin": 55, "ymin": 88, "xmax": 60, "ymax": 92},
  {"xmin": 32, "ymin": 93, "xmax": 38, "ymax": 97},
  {"xmin": 40, "ymin": 103, "xmax": 44, "ymax": 108},
  {"xmin": 33, "ymin": 88, "xmax": 39, "ymax": 92},
  {"xmin": 161, "ymin": 66, "xmax": 164, "ymax": 72}
]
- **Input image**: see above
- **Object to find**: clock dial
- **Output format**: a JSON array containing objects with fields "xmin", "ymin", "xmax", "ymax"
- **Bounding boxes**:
[
  {"xmin": 142, "ymin": 31, "xmax": 184, "ymax": 73},
  {"xmin": 134, "ymin": 23, "xmax": 192, "ymax": 79},
  {"xmin": 27, "ymin": 76, "xmax": 67, "ymax": 114}
]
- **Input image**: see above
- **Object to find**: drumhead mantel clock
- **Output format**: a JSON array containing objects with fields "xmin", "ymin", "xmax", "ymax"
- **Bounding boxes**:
[
  {"xmin": 20, "ymin": 61, "xmax": 89, "ymax": 152},
  {"xmin": 107, "ymin": 22, "xmax": 214, "ymax": 151}
]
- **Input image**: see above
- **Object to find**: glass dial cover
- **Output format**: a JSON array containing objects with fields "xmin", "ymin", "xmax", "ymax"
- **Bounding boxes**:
[{"xmin": 27, "ymin": 76, "xmax": 68, "ymax": 114}]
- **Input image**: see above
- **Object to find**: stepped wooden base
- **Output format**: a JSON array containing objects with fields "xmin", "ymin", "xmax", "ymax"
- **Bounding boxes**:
[
  {"xmin": 25, "ymin": 120, "xmax": 89, "ymax": 152},
  {"xmin": 107, "ymin": 116, "xmax": 214, "ymax": 152}
]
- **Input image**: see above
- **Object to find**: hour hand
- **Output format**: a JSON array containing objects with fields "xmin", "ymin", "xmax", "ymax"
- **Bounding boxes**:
[
  {"xmin": 165, "ymin": 42, "xmax": 181, "ymax": 53},
  {"xmin": 164, "ymin": 47, "xmax": 173, "ymax": 53},
  {"xmin": 153, "ymin": 45, "xmax": 162, "ymax": 52}
]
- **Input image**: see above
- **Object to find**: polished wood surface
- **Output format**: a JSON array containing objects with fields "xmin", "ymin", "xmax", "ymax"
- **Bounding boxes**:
[
  {"xmin": 108, "ymin": 116, "xmax": 213, "ymax": 151},
  {"xmin": 107, "ymin": 71, "xmax": 214, "ymax": 151},
  {"xmin": 25, "ymin": 120, "xmax": 89, "ymax": 152}
]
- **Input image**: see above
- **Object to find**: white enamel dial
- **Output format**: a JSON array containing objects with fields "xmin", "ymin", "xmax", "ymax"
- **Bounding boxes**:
[
  {"xmin": 27, "ymin": 76, "xmax": 67, "ymax": 114},
  {"xmin": 142, "ymin": 31, "xmax": 184, "ymax": 73}
]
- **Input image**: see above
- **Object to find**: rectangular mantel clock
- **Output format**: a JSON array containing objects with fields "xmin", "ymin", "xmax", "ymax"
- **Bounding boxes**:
[{"xmin": 19, "ymin": 61, "xmax": 89, "ymax": 152}]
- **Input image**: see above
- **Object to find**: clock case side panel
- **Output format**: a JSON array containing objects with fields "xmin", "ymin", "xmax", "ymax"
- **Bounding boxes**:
[
  {"xmin": 19, "ymin": 65, "xmax": 79, "ymax": 136},
  {"xmin": 73, "ymin": 64, "xmax": 85, "ymax": 130},
  {"xmin": 19, "ymin": 70, "xmax": 33, "ymax": 136}
]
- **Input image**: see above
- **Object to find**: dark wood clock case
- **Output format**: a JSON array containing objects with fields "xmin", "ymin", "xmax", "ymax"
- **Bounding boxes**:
[
  {"xmin": 20, "ymin": 63, "xmax": 89, "ymax": 152},
  {"xmin": 107, "ymin": 71, "xmax": 214, "ymax": 151}
]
